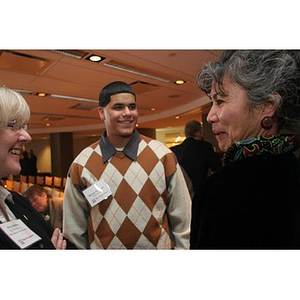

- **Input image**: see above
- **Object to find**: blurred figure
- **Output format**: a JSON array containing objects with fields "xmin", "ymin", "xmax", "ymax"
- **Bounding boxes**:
[
  {"xmin": 170, "ymin": 120, "xmax": 221, "ymax": 193},
  {"xmin": 20, "ymin": 150, "xmax": 30, "ymax": 176},
  {"xmin": 23, "ymin": 184, "xmax": 63, "ymax": 230},
  {"xmin": 28, "ymin": 149, "xmax": 37, "ymax": 176}
]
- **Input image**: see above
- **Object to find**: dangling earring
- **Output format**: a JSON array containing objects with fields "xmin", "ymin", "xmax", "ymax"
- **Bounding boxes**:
[{"xmin": 261, "ymin": 116, "xmax": 273, "ymax": 130}]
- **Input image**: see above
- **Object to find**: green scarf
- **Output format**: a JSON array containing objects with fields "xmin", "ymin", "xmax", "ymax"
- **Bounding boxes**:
[{"xmin": 223, "ymin": 134, "xmax": 299, "ymax": 166}]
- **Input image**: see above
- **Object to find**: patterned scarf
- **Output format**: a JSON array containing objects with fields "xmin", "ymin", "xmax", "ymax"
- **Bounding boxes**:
[{"xmin": 222, "ymin": 134, "xmax": 299, "ymax": 166}]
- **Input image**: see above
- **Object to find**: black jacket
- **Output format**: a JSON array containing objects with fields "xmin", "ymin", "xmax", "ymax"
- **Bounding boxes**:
[
  {"xmin": 171, "ymin": 138, "xmax": 221, "ymax": 192},
  {"xmin": 0, "ymin": 191, "xmax": 55, "ymax": 249},
  {"xmin": 191, "ymin": 152, "xmax": 300, "ymax": 249}
]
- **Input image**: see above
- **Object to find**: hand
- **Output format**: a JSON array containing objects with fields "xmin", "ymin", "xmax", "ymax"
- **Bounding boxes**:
[{"xmin": 51, "ymin": 228, "xmax": 67, "ymax": 250}]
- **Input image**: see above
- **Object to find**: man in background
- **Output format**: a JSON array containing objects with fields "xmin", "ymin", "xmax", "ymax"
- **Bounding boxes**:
[
  {"xmin": 171, "ymin": 120, "xmax": 221, "ymax": 194},
  {"xmin": 28, "ymin": 149, "xmax": 38, "ymax": 176}
]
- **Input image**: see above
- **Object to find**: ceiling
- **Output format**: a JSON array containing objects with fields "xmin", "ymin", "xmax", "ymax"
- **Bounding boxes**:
[{"xmin": 0, "ymin": 49, "xmax": 223, "ymax": 141}]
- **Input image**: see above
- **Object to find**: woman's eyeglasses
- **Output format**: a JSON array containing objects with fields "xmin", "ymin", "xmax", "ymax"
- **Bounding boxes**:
[{"xmin": 7, "ymin": 120, "xmax": 28, "ymax": 132}]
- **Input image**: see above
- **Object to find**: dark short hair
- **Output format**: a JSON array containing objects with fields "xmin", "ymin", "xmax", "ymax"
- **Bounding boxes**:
[
  {"xmin": 99, "ymin": 81, "xmax": 136, "ymax": 107},
  {"xmin": 185, "ymin": 120, "xmax": 202, "ymax": 138}
]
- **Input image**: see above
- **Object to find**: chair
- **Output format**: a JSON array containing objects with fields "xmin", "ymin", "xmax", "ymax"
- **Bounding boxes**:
[
  {"xmin": 62, "ymin": 177, "xmax": 67, "ymax": 189},
  {"xmin": 12, "ymin": 181, "xmax": 21, "ymax": 193},
  {"xmin": 19, "ymin": 175, "xmax": 27, "ymax": 183},
  {"xmin": 20, "ymin": 182, "xmax": 29, "ymax": 194},
  {"xmin": 53, "ymin": 176, "xmax": 62, "ymax": 189},
  {"xmin": 28, "ymin": 175, "xmax": 36, "ymax": 184},
  {"xmin": 36, "ymin": 175, "xmax": 44, "ymax": 185},
  {"xmin": 4, "ymin": 180, "xmax": 13, "ymax": 190},
  {"xmin": 45, "ymin": 176, "xmax": 53, "ymax": 187}
]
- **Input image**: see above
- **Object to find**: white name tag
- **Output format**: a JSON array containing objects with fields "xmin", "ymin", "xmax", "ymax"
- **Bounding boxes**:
[
  {"xmin": 0, "ymin": 219, "xmax": 42, "ymax": 249},
  {"xmin": 83, "ymin": 179, "xmax": 112, "ymax": 207}
]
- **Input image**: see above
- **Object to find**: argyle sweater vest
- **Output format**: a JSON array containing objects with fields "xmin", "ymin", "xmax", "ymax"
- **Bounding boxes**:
[{"xmin": 70, "ymin": 135, "xmax": 177, "ymax": 249}]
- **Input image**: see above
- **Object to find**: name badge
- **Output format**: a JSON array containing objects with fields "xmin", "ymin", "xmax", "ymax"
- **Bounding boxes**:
[
  {"xmin": 83, "ymin": 179, "xmax": 112, "ymax": 207},
  {"xmin": 0, "ymin": 219, "xmax": 42, "ymax": 249}
]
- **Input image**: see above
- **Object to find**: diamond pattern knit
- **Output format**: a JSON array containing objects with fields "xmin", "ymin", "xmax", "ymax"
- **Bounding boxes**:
[{"xmin": 64, "ymin": 133, "xmax": 191, "ymax": 249}]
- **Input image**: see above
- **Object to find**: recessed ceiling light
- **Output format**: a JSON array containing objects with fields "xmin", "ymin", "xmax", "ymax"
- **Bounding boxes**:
[
  {"xmin": 150, "ymin": 108, "xmax": 156, "ymax": 111},
  {"xmin": 174, "ymin": 79, "xmax": 186, "ymax": 85},
  {"xmin": 37, "ymin": 92, "xmax": 47, "ymax": 97},
  {"xmin": 87, "ymin": 54, "xmax": 105, "ymax": 62},
  {"xmin": 175, "ymin": 116, "xmax": 180, "ymax": 119}
]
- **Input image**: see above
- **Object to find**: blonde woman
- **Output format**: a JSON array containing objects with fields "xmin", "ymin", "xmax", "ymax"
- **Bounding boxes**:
[{"xmin": 0, "ymin": 87, "xmax": 66, "ymax": 249}]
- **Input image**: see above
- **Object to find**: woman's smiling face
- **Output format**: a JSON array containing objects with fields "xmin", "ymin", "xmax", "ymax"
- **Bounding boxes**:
[
  {"xmin": 0, "ymin": 126, "xmax": 32, "ymax": 178},
  {"xmin": 207, "ymin": 77, "xmax": 267, "ymax": 152}
]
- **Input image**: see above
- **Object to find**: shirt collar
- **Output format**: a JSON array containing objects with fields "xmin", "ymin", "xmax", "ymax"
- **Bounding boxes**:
[
  {"xmin": 100, "ymin": 130, "xmax": 140, "ymax": 163},
  {"xmin": 0, "ymin": 185, "xmax": 14, "ymax": 204}
]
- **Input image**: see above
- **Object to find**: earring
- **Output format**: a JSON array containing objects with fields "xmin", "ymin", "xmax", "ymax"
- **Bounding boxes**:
[{"xmin": 261, "ymin": 116, "xmax": 273, "ymax": 130}]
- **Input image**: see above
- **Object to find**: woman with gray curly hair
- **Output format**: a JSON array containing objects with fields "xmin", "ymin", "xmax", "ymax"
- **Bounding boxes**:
[{"xmin": 191, "ymin": 50, "xmax": 300, "ymax": 249}]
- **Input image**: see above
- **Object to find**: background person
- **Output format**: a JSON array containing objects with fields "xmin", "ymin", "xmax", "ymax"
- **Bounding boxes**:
[
  {"xmin": 23, "ymin": 184, "xmax": 63, "ymax": 230},
  {"xmin": 20, "ymin": 150, "xmax": 30, "ymax": 177},
  {"xmin": 0, "ymin": 87, "xmax": 66, "ymax": 249},
  {"xmin": 170, "ymin": 119, "xmax": 221, "ymax": 194},
  {"xmin": 63, "ymin": 81, "xmax": 191, "ymax": 249},
  {"xmin": 190, "ymin": 50, "xmax": 300, "ymax": 249},
  {"xmin": 28, "ymin": 149, "xmax": 37, "ymax": 176}
]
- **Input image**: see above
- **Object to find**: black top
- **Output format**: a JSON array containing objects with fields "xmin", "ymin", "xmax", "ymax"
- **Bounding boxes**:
[
  {"xmin": 191, "ymin": 152, "xmax": 300, "ymax": 249},
  {"xmin": 171, "ymin": 138, "xmax": 221, "ymax": 192},
  {"xmin": 0, "ymin": 191, "xmax": 55, "ymax": 249}
]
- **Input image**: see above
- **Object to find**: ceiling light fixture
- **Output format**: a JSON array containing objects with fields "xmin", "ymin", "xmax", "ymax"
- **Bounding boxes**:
[
  {"xmin": 37, "ymin": 92, "xmax": 47, "ymax": 97},
  {"xmin": 174, "ymin": 79, "xmax": 186, "ymax": 85},
  {"xmin": 53, "ymin": 50, "xmax": 88, "ymax": 60},
  {"xmin": 104, "ymin": 62, "xmax": 171, "ymax": 83},
  {"xmin": 49, "ymin": 94, "xmax": 98, "ymax": 103},
  {"xmin": 13, "ymin": 89, "xmax": 32, "ymax": 95},
  {"xmin": 87, "ymin": 54, "xmax": 104, "ymax": 62}
]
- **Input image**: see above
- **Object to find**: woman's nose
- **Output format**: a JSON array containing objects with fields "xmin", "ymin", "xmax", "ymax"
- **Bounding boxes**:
[
  {"xmin": 206, "ymin": 105, "xmax": 218, "ymax": 124},
  {"xmin": 19, "ymin": 129, "xmax": 32, "ymax": 143}
]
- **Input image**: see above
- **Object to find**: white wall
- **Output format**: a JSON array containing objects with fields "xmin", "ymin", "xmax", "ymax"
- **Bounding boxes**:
[{"xmin": 25, "ymin": 139, "xmax": 51, "ymax": 173}]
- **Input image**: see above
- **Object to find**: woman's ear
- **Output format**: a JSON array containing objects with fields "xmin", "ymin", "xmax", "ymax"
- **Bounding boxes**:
[
  {"xmin": 262, "ymin": 92, "xmax": 281, "ymax": 118},
  {"xmin": 98, "ymin": 107, "xmax": 105, "ymax": 121}
]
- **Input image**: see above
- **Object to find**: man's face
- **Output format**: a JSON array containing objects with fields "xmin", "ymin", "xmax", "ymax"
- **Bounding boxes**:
[{"xmin": 98, "ymin": 93, "xmax": 138, "ymax": 146}]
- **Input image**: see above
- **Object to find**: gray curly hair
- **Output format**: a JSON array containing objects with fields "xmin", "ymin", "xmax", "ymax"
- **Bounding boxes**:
[{"xmin": 196, "ymin": 50, "xmax": 300, "ymax": 134}]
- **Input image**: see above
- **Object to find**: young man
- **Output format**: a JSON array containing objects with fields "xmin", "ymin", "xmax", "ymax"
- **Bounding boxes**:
[{"xmin": 63, "ymin": 81, "xmax": 191, "ymax": 249}]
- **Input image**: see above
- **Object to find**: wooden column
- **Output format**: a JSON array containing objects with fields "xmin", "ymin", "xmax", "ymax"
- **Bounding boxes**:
[{"xmin": 50, "ymin": 132, "xmax": 74, "ymax": 177}]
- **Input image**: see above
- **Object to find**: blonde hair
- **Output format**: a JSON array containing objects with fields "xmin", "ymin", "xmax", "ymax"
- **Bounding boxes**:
[{"xmin": 0, "ymin": 87, "xmax": 30, "ymax": 129}]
